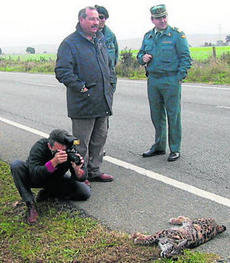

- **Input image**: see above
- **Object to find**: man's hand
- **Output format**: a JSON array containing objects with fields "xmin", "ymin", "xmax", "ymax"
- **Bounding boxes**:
[
  {"xmin": 51, "ymin": 150, "xmax": 68, "ymax": 168},
  {"xmin": 71, "ymin": 155, "xmax": 85, "ymax": 179},
  {"xmin": 143, "ymin": 54, "xmax": 153, "ymax": 64},
  {"xmin": 80, "ymin": 86, "xmax": 88, "ymax": 93}
]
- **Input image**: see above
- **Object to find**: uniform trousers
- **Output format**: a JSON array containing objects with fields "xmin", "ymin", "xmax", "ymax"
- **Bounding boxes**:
[
  {"xmin": 10, "ymin": 160, "xmax": 91, "ymax": 204},
  {"xmin": 147, "ymin": 74, "xmax": 182, "ymax": 153},
  {"xmin": 72, "ymin": 117, "xmax": 108, "ymax": 179}
]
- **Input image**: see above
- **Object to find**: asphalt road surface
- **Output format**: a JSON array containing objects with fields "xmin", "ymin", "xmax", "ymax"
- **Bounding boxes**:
[{"xmin": 0, "ymin": 72, "xmax": 230, "ymax": 259}]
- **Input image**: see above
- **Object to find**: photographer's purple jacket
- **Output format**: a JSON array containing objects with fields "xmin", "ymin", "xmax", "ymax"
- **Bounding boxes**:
[{"xmin": 55, "ymin": 23, "xmax": 116, "ymax": 119}]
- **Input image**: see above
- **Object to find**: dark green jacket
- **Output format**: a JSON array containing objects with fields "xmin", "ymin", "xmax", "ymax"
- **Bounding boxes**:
[
  {"xmin": 102, "ymin": 25, "xmax": 119, "ymax": 68},
  {"xmin": 137, "ymin": 25, "xmax": 192, "ymax": 80}
]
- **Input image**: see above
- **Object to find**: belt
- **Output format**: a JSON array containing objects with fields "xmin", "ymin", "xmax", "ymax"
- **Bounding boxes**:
[{"xmin": 149, "ymin": 72, "xmax": 177, "ymax": 78}]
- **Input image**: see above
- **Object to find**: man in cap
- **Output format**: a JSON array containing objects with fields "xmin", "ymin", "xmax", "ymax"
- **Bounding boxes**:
[
  {"xmin": 95, "ymin": 5, "xmax": 119, "ymax": 69},
  {"xmin": 10, "ymin": 129, "xmax": 91, "ymax": 224},
  {"xmin": 55, "ymin": 7, "xmax": 116, "ymax": 182},
  {"xmin": 137, "ymin": 4, "xmax": 191, "ymax": 162}
]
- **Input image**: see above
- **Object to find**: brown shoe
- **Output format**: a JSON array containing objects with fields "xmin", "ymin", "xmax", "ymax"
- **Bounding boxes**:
[
  {"xmin": 27, "ymin": 204, "xmax": 39, "ymax": 224},
  {"xmin": 89, "ymin": 173, "xmax": 114, "ymax": 182},
  {"xmin": 84, "ymin": 180, "xmax": 91, "ymax": 187}
]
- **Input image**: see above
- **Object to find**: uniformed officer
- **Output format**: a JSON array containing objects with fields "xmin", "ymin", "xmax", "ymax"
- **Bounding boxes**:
[
  {"xmin": 95, "ymin": 5, "xmax": 119, "ymax": 68},
  {"xmin": 137, "ymin": 4, "xmax": 191, "ymax": 162}
]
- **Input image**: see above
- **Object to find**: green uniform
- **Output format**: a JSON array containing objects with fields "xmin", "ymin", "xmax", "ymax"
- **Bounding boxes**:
[
  {"xmin": 137, "ymin": 25, "xmax": 191, "ymax": 153},
  {"xmin": 102, "ymin": 25, "xmax": 119, "ymax": 68}
]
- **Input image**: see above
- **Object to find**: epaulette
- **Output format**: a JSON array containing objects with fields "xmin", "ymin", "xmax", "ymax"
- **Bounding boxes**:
[
  {"xmin": 145, "ymin": 29, "xmax": 153, "ymax": 36},
  {"xmin": 172, "ymin": 27, "xmax": 186, "ymax": 38},
  {"xmin": 172, "ymin": 27, "xmax": 182, "ymax": 33},
  {"xmin": 144, "ymin": 29, "xmax": 154, "ymax": 39}
]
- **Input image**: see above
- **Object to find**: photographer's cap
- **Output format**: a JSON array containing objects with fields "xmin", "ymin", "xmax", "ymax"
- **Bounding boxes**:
[
  {"xmin": 48, "ymin": 129, "xmax": 70, "ymax": 145},
  {"xmin": 150, "ymin": 4, "xmax": 168, "ymax": 18}
]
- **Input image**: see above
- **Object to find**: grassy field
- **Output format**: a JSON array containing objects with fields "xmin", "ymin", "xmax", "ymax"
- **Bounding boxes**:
[
  {"xmin": 126, "ymin": 46, "xmax": 230, "ymax": 61},
  {"xmin": 190, "ymin": 46, "xmax": 230, "ymax": 61},
  {"xmin": 0, "ymin": 160, "xmax": 222, "ymax": 262},
  {"xmin": 1, "ymin": 46, "xmax": 230, "ymax": 84},
  {"xmin": 1, "ymin": 53, "xmax": 56, "ymax": 62},
  {"xmin": 2, "ymin": 46, "xmax": 230, "ymax": 62}
]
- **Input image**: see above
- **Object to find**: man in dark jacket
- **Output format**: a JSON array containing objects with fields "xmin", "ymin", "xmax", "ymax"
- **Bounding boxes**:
[
  {"xmin": 55, "ymin": 7, "xmax": 116, "ymax": 182},
  {"xmin": 10, "ymin": 129, "xmax": 91, "ymax": 224}
]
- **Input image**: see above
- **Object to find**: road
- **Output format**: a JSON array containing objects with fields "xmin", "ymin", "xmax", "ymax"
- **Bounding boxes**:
[{"xmin": 0, "ymin": 72, "xmax": 230, "ymax": 259}]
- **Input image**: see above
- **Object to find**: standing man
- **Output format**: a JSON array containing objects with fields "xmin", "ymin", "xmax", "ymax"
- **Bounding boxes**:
[
  {"xmin": 55, "ymin": 7, "xmax": 116, "ymax": 182},
  {"xmin": 95, "ymin": 5, "xmax": 119, "ymax": 69},
  {"xmin": 137, "ymin": 4, "xmax": 191, "ymax": 162}
]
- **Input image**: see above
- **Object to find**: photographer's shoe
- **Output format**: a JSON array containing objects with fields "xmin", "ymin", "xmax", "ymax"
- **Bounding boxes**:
[
  {"xmin": 142, "ymin": 150, "xmax": 166, "ymax": 158},
  {"xmin": 27, "ymin": 203, "xmax": 39, "ymax": 224},
  {"xmin": 84, "ymin": 180, "xmax": 91, "ymax": 187},
  {"xmin": 88, "ymin": 173, "xmax": 113, "ymax": 182},
  {"xmin": 167, "ymin": 152, "xmax": 180, "ymax": 162}
]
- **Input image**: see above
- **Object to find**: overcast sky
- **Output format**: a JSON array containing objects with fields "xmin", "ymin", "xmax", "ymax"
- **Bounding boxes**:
[{"xmin": 1, "ymin": 0, "xmax": 229, "ymax": 47}]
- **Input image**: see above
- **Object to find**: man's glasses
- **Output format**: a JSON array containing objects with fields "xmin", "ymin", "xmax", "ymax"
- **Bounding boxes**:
[{"xmin": 99, "ymin": 15, "xmax": 106, "ymax": 20}]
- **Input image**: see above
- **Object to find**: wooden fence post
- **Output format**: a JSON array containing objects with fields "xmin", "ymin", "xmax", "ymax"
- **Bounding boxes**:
[{"xmin": 212, "ymin": 46, "xmax": 216, "ymax": 60}]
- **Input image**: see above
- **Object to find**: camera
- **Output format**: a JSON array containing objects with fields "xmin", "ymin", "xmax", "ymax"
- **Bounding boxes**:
[{"xmin": 63, "ymin": 135, "xmax": 82, "ymax": 165}]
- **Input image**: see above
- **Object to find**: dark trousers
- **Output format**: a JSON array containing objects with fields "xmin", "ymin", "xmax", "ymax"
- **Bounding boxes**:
[{"xmin": 10, "ymin": 160, "xmax": 91, "ymax": 204}]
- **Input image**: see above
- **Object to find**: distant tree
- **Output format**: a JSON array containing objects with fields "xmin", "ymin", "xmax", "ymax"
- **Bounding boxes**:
[
  {"xmin": 26, "ymin": 47, "xmax": 35, "ymax": 54},
  {"xmin": 225, "ymin": 34, "xmax": 230, "ymax": 45},
  {"xmin": 216, "ymin": 40, "xmax": 225, "ymax": 46},
  {"xmin": 0, "ymin": 48, "xmax": 2, "ymax": 55},
  {"xmin": 204, "ymin": 42, "xmax": 212, "ymax": 47}
]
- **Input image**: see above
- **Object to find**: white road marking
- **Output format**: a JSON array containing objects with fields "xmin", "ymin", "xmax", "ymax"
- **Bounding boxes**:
[
  {"xmin": 0, "ymin": 116, "xmax": 48, "ymax": 138},
  {"xmin": 1, "ymin": 116, "xmax": 230, "ymax": 208},
  {"xmin": 104, "ymin": 156, "xmax": 230, "ymax": 208},
  {"xmin": 118, "ymin": 79, "xmax": 230, "ymax": 91},
  {"xmin": 19, "ymin": 81, "xmax": 56, "ymax": 88}
]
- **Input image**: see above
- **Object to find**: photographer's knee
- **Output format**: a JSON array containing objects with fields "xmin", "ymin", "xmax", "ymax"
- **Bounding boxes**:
[{"xmin": 10, "ymin": 160, "xmax": 24, "ymax": 172}]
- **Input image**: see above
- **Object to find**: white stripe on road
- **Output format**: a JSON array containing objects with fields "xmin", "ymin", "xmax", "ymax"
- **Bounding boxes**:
[
  {"xmin": 1, "ymin": 116, "xmax": 230, "ymax": 208},
  {"xmin": 118, "ymin": 79, "xmax": 230, "ymax": 91},
  {"xmin": 104, "ymin": 156, "xmax": 230, "ymax": 208},
  {"xmin": 19, "ymin": 81, "xmax": 56, "ymax": 88},
  {"xmin": 0, "ymin": 116, "xmax": 48, "ymax": 138}
]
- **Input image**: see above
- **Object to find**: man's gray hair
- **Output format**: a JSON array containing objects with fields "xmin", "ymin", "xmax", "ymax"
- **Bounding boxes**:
[{"xmin": 78, "ymin": 6, "xmax": 97, "ymax": 21}]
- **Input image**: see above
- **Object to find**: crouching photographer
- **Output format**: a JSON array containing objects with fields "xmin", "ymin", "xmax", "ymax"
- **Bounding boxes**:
[{"xmin": 10, "ymin": 129, "xmax": 91, "ymax": 224}]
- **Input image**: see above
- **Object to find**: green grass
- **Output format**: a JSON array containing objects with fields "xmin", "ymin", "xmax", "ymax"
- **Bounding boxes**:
[
  {"xmin": 0, "ymin": 160, "xmax": 222, "ymax": 262},
  {"xmin": 190, "ymin": 46, "xmax": 230, "ymax": 61},
  {"xmin": 1, "ymin": 53, "xmax": 56, "ymax": 62},
  {"xmin": 2, "ymin": 46, "xmax": 230, "ymax": 63},
  {"xmin": 124, "ymin": 46, "xmax": 230, "ymax": 61},
  {"xmin": 1, "ymin": 46, "xmax": 230, "ymax": 84}
]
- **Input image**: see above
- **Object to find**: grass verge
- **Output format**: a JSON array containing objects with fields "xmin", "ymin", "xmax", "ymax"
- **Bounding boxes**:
[{"xmin": 0, "ymin": 160, "xmax": 221, "ymax": 262}]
